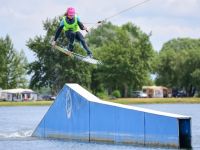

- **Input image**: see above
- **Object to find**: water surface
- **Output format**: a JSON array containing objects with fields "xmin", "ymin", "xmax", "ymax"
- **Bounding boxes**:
[{"xmin": 0, "ymin": 104, "xmax": 199, "ymax": 150}]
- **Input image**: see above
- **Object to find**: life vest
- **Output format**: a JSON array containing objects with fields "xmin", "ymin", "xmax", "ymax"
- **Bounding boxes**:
[{"xmin": 62, "ymin": 16, "xmax": 80, "ymax": 32}]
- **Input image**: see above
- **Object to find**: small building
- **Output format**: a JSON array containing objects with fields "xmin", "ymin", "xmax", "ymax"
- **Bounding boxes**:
[
  {"xmin": 0, "ymin": 88, "xmax": 2, "ymax": 100},
  {"xmin": 0, "ymin": 88, "xmax": 37, "ymax": 101},
  {"xmin": 142, "ymin": 86, "xmax": 172, "ymax": 98}
]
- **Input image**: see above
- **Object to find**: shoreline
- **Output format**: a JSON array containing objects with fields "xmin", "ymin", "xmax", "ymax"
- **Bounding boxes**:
[
  {"xmin": 0, "ymin": 101, "xmax": 53, "ymax": 106},
  {"xmin": 0, "ymin": 98, "xmax": 200, "ymax": 106},
  {"xmin": 106, "ymin": 97, "xmax": 200, "ymax": 105}
]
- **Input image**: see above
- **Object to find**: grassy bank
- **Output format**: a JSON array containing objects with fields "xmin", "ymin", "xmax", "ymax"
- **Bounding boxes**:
[
  {"xmin": 0, "ymin": 101, "xmax": 53, "ymax": 106},
  {"xmin": 1, "ymin": 98, "xmax": 200, "ymax": 106},
  {"xmin": 105, "ymin": 97, "xmax": 200, "ymax": 104}
]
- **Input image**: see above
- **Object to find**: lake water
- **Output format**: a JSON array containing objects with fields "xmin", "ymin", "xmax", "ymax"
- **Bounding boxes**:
[{"xmin": 0, "ymin": 104, "xmax": 199, "ymax": 150}]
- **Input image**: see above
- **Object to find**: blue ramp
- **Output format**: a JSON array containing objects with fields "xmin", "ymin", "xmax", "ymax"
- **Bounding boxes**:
[{"xmin": 32, "ymin": 84, "xmax": 191, "ymax": 148}]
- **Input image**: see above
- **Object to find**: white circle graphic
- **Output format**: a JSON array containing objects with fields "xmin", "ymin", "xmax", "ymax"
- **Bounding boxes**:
[{"xmin": 65, "ymin": 89, "xmax": 72, "ymax": 118}]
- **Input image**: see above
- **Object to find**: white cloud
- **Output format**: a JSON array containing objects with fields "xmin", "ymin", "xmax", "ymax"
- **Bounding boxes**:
[
  {"xmin": 166, "ymin": 0, "xmax": 199, "ymax": 13},
  {"xmin": 0, "ymin": 0, "xmax": 200, "ymax": 61},
  {"xmin": 149, "ymin": 25, "xmax": 200, "ymax": 50},
  {"xmin": 133, "ymin": 15, "xmax": 200, "ymax": 50}
]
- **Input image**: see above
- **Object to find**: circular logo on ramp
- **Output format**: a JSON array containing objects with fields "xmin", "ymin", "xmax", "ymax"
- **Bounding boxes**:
[{"xmin": 65, "ymin": 89, "xmax": 72, "ymax": 118}]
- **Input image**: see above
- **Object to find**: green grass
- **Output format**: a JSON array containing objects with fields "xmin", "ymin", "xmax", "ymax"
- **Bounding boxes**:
[
  {"xmin": 1, "ymin": 98, "xmax": 200, "ymax": 106},
  {"xmin": 0, "ymin": 101, "xmax": 53, "ymax": 106},
  {"xmin": 104, "ymin": 97, "xmax": 200, "ymax": 105}
]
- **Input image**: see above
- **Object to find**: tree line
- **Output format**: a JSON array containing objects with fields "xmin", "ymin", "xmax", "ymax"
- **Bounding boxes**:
[
  {"xmin": 0, "ymin": 36, "xmax": 28, "ymax": 89},
  {"xmin": 1, "ymin": 17, "xmax": 200, "ymax": 97}
]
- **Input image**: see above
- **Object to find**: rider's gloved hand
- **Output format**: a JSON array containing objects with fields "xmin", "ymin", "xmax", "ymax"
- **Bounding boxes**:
[{"xmin": 52, "ymin": 40, "xmax": 56, "ymax": 47}]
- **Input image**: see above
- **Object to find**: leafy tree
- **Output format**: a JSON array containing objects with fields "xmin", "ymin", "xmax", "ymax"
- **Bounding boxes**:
[
  {"xmin": 87, "ymin": 21, "xmax": 118, "ymax": 49},
  {"xmin": 0, "ymin": 35, "xmax": 28, "ymax": 89},
  {"xmin": 155, "ymin": 38, "xmax": 200, "ymax": 96},
  {"xmin": 27, "ymin": 19, "xmax": 155, "ymax": 97},
  {"xmin": 88, "ymin": 22, "xmax": 155, "ymax": 97},
  {"xmin": 27, "ymin": 18, "xmax": 93, "ymax": 94}
]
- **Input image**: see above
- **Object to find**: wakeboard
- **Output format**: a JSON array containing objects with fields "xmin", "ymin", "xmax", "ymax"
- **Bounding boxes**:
[{"xmin": 52, "ymin": 45, "xmax": 101, "ymax": 65}]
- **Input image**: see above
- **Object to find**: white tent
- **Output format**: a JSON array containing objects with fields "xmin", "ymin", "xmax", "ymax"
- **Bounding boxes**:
[
  {"xmin": 0, "ymin": 88, "xmax": 37, "ymax": 101},
  {"xmin": 142, "ymin": 86, "xmax": 172, "ymax": 98}
]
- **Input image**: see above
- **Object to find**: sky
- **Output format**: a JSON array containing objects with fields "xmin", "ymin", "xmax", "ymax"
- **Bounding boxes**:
[{"xmin": 1, "ymin": 0, "xmax": 200, "ymax": 62}]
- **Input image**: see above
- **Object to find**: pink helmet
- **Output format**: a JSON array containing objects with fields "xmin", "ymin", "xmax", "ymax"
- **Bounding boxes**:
[{"xmin": 66, "ymin": 7, "xmax": 75, "ymax": 17}]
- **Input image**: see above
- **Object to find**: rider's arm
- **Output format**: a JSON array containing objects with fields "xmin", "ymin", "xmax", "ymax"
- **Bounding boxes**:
[
  {"xmin": 54, "ymin": 20, "xmax": 64, "ymax": 41},
  {"xmin": 77, "ymin": 17, "xmax": 85, "ymax": 30}
]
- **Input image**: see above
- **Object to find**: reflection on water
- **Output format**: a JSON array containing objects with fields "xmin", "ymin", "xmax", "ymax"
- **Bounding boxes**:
[
  {"xmin": 0, "ymin": 130, "xmax": 32, "ymax": 138},
  {"xmin": 134, "ymin": 104, "xmax": 200, "ymax": 149},
  {"xmin": 0, "ymin": 104, "xmax": 199, "ymax": 150}
]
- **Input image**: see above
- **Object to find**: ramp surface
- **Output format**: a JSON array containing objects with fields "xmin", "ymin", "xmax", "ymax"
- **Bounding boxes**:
[{"xmin": 32, "ymin": 84, "xmax": 191, "ymax": 148}]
